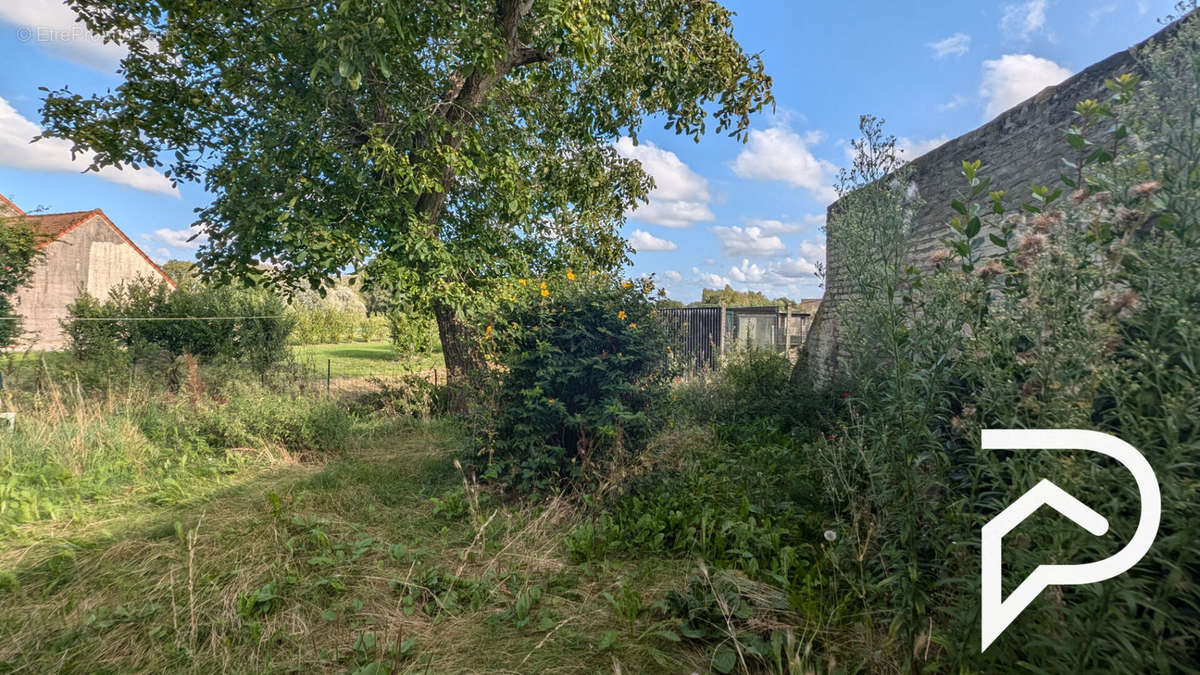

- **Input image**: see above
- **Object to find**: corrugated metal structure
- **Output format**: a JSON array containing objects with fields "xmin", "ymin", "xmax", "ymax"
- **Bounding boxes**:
[
  {"xmin": 661, "ymin": 304, "xmax": 818, "ymax": 371},
  {"xmin": 660, "ymin": 306, "xmax": 724, "ymax": 371}
]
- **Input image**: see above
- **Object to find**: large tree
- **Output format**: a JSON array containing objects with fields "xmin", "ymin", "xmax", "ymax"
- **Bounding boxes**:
[{"xmin": 39, "ymin": 0, "xmax": 773, "ymax": 386}]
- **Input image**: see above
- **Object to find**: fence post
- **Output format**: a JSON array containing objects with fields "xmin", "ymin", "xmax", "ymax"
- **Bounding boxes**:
[
  {"xmin": 326, "ymin": 359, "xmax": 331, "ymax": 395},
  {"xmin": 784, "ymin": 304, "xmax": 792, "ymax": 355},
  {"xmin": 718, "ymin": 306, "xmax": 727, "ymax": 357}
]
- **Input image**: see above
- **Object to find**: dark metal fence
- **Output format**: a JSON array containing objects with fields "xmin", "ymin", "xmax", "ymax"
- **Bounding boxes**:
[
  {"xmin": 660, "ymin": 305, "xmax": 816, "ymax": 371},
  {"xmin": 660, "ymin": 306, "xmax": 724, "ymax": 371}
]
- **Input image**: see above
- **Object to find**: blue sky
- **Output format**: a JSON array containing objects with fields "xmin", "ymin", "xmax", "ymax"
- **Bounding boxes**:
[{"xmin": 0, "ymin": 0, "xmax": 1177, "ymax": 302}]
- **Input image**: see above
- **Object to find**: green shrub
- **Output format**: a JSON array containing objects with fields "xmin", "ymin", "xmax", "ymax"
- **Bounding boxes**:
[
  {"xmin": 672, "ymin": 346, "xmax": 842, "ymax": 433},
  {"xmin": 352, "ymin": 375, "xmax": 448, "ymax": 419},
  {"xmin": 812, "ymin": 31, "xmax": 1200, "ymax": 672},
  {"xmin": 288, "ymin": 285, "xmax": 387, "ymax": 344},
  {"xmin": 139, "ymin": 381, "xmax": 353, "ymax": 456},
  {"xmin": 462, "ymin": 276, "xmax": 675, "ymax": 493},
  {"xmin": 62, "ymin": 277, "xmax": 294, "ymax": 378}
]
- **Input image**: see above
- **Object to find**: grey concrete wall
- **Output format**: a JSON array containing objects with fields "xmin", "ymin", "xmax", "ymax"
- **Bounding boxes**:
[
  {"xmin": 802, "ymin": 17, "xmax": 1184, "ymax": 385},
  {"xmin": 13, "ymin": 214, "xmax": 166, "ymax": 348}
]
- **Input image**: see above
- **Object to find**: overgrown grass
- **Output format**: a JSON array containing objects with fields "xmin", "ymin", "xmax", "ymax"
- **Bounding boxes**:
[{"xmin": 0, "ymin": 363, "xmax": 743, "ymax": 673}]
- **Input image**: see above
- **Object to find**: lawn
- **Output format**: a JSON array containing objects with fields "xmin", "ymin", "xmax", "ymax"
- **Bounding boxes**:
[{"xmin": 291, "ymin": 342, "xmax": 443, "ymax": 380}]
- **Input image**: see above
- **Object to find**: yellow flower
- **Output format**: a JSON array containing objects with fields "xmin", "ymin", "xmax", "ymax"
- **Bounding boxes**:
[
  {"xmin": 628, "ymin": 322, "xmax": 637, "ymax": 329},
  {"xmin": 540, "ymin": 288, "xmax": 549, "ymax": 297},
  {"xmin": 658, "ymin": 288, "xmax": 667, "ymax": 297},
  {"xmin": 622, "ymin": 281, "xmax": 633, "ymax": 289},
  {"xmin": 519, "ymin": 278, "xmax": 527, "ymax": 286},
  {"xmin": 617, "ymin": 310, "xmax": 627, "ymax": 320},
  {"xmin": 566, "ymin": 269, "xmax": 576, "ymax": 281},
  {"xmin": 539, "ymin": 281, "xmax": 547, "ymax": 289},
  {"xmin": 485, "ymin": 325, "xmax": 494, "ymax": 338}
]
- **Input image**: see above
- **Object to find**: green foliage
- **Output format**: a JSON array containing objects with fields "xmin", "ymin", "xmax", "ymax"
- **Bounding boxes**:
[
  {"xmin": 0, "ymin": 380, "xmax": 352, "ymax": 532},
  {"xmin": 814, "ymin": 22, "xmax": 1200, "ymax": 671},
  {"xmin": 664, "ymin": 568, "xmax": 801, "ymax": 674},
  {"xmin": 567, "ymin": 423, "xmax": 825, "ymax": 590},
  {"xmin": 0, "ymin": 220, "xmax": 41, "ymax": 348},
  {"xmin": 62, "ymin": 276, "xmax": 295, "ymax": 378},
  {"xmin": 41, "ymin": 0, "xmax": 773, "ymax": 372},
  {"xmin": 288, "ymin": 284, "xmax": 388, "ymax": 344},
  {"xmin": 463, "ymin": 276, "xmax": 674, "ymax": 493},
  {"xmin": 695, "ymin": 284, "xmax": 795, "ymax": 307},
  {"xmin": 158, "ymin": 259, "xmax": 198, "ymax": 287},
  {"xmin": 353, "ymin": 375, "xmax": 448, "ymax": 420},
  {"xmin": 672, "ymin": 346, "xmax": 842, "ymax": 432},
  {"xmin": 385, "ymin": 310, "xmax": 440, "ymax": 355}
]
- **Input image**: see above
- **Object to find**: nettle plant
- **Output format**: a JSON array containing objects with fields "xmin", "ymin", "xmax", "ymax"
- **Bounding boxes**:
[{"xmin": 463, "ymin": 274, "xmax": 675, "ymax": 493}]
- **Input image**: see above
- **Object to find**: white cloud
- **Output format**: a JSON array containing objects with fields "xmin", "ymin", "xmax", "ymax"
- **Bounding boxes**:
[
  {"xmin": 625, "ymin": 199, "xmax": 713, "ymax": 229},
  {"xmin": 720, "ymin": 240, "xmax": 826, "ymax": 293},
  {"xmin": 148, "ymin": 247, "xmax": 171, "ymax": 263},
  {"xmin": 979, "ymin": 54, "xmax": 1072, "ymax": 119},
  {"xmin": 729, "ymin": 259, "xmax": 766, "ymax": 283},
  {"xmin": 0, "ymin": 96, "xmax": 179, "ymax": 195},
  {"xmin": 712, "ymin": 225, "xmax": 786, "ymax": 258},
  {"xmin": 667, "ymin": 245, "xmax": 826, "ymax": 301},
  {"xmin": 745, "ymin": 214, "xmax": 825, "ymax": 235},
  {"xmin": 662, "ymin": 269, "xmax": 682, "ymax": 282},
  {"xmin": 0, "ymin": 0, "xmax": 126, "ymax": 69},
  {"xmin": 938, "ymin": 94, "xmax": 968, "ymax": 112},
  {"xmin": 1002, "ymin": 0, "xmax": 1048, "ymax": 41},
  {"xmin": 896, "ymin": 135, "xmax": 951, "ymax": 160},
  {"xmin": 798, "ymin": 240, "xmax": 826, "ymax": 262},
  {"xmin": 694, "ymin": 267, "xmax": 732, "ymax": 288},
  {"xmin": 628, "ymin": 228, "xmax": 677, "ymax": 252},
  {"xmin": 143, "ymin": 224, "xmax": 208, "ymax": 249},
  {"xmin": 615, "ymin": 137, "xmax": 713, "ymax": 228},
  {"xmin": 730, "ymin": 125, "xmax": 839, "ymax": 205},
  {"xmin": 928, "ymin": 33, "xmax": 971, "ymax": 58}
]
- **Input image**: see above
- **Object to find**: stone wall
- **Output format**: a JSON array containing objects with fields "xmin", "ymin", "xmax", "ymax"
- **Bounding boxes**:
[{"xmin": 802, "ymin": 17, "xmax": 1184, "ymax": 385}]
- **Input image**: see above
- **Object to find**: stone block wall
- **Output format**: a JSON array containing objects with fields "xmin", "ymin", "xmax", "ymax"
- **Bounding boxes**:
[{"xmin": 802, "ymin": 17, "xmax": 1184, "ymax": 385}]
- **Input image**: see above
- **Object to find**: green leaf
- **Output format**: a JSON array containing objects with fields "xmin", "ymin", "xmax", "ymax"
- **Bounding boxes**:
[
  {"xmin": 712, "ymin": 645, "xmax": 737, "ymax": 673},
  {"xmin": 964, "ymin": 216, "xmax": 981, "ymax": 238}
]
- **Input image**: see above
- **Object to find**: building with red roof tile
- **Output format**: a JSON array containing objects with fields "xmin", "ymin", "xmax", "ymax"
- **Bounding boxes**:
[{"xmin": 2, "ymin": 193, "xmax": 174, "ymax": 347}]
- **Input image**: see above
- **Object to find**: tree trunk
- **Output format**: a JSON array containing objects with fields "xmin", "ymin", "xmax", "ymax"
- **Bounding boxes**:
[{"xmin": 433, "ymin": 299, "xmax": 487, "ymax": 412}]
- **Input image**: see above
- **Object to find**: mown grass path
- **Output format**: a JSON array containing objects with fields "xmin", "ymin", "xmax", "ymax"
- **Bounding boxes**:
[{"xmin": 0, "ymin": 418, "xmax": 697, "ymax": 673}]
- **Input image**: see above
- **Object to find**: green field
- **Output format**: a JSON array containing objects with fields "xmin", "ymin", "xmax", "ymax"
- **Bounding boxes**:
[{"xmin": 291, "ymin": 342, "xmax": 443, "ymax": 380}]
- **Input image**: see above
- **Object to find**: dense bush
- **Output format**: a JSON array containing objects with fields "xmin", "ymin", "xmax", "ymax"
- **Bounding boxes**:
[
  {"xmin": 672, "ymin": 346, "xmax": 841, "ymax": 432},
  {"xmin": 63, "ymin": 276, "xmax": 294, "ymax": 377},
  {"xmin": 809, "ymin": 25, "xmax": 1200, "ymax": 672},
  {"xmin": 462, "ymin": 275, "xmax": 675, "ymax": 493}
]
